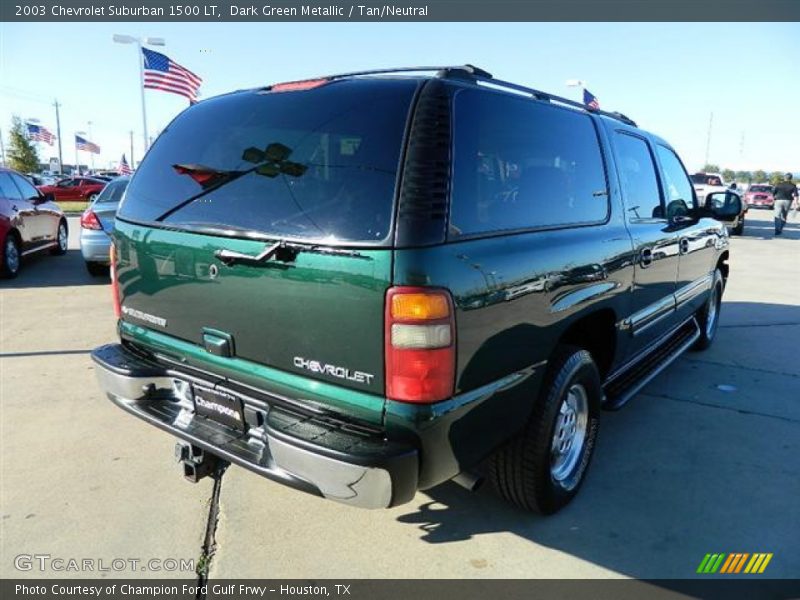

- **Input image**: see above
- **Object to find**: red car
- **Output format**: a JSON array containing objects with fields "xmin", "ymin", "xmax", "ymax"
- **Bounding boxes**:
[
  {"xmin": 1, "ymin": 167, "xmax": 68, "ymax": 278},
  {"xmin": 744, "ymin": 184, "xmax": 774, "ymax": 209},
  {"xmin": 37, "ymin": 176, "xmax": 106, "ymax": 202}
]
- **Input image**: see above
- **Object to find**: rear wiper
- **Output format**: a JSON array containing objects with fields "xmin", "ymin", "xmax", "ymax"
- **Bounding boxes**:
[{"xmin": 214, "ymin": 240, "xmax": 369, "ymax": 265}]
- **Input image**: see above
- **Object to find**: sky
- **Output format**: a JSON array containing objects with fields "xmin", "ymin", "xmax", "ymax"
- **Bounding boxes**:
[{"xmin": 1, "ymin": 22, "xmax": 798, "ymax": 173}]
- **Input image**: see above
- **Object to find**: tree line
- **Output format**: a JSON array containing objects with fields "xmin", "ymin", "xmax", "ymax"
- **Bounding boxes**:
[{"xmin": 701, "ymin": 164, "xmax": 791, "ymax": 186}]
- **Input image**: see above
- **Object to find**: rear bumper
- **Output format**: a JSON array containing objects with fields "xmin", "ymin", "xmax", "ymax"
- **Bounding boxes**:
[
  {"xmin": 80, "ymin": 230, "xmax": 111, "ymax": 263},
  {"xmin": 91, "ymin": 343, "xmax": 418, "ymax": 508}
]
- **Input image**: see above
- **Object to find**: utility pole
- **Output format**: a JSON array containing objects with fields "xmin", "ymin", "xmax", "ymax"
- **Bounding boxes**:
[
  {"xmin": 704, "ymin": 112, "xmax": 713, "ymax": 168},
  {"xmin": 53, "ymin": 99, "xmax": 63, "ymax": 174},
  {"xmin": 129, "ymin": 130, "xmax": 134, "ymax": 167},
  {"xmin": 0, "ymin": 128, "xmax": 6, "ymax": 167}
]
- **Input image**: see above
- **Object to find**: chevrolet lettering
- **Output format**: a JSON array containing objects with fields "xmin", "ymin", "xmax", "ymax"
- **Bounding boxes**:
[{"xmin": 293, "ymin": 357, "xmax": 375, "ymax": 385}]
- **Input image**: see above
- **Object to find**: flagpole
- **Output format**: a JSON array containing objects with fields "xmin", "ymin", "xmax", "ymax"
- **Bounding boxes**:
[
  {"xmin": 53, "ymin": 99, "xmax": 63, "ymax": 175},
  {"xmin": 137, "ymin": 39, "xmax": 149, "ymax": 154}
]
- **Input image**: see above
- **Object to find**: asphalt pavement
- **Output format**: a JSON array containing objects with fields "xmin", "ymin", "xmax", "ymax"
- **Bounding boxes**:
[{"xmin": 1, "ymin": 210, "xmax": 798, "ymax": 580}]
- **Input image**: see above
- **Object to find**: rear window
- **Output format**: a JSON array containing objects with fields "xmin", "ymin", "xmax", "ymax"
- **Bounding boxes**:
[
  {"xmin": 691, "ymin": 174, "xmax": 722, "ymax": 186},
  {"xmin": 95, "ymin": 178, "xmax": 129, "ymax": 203},
  {"xmin": 749, "ymin": 185, "xmax": 771, "ymax": 193},
  {"xmin": 118, "ymin": 79, "xmax": 418, "ymax": 244},
  {"xmin": 449, "ymin": 88, "xmax": 608, "ymax": 237}
]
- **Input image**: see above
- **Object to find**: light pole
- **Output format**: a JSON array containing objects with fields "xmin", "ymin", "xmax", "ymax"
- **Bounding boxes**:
[
  {"xmin": 566, "ymin": 79, "xmax": 586, "ymax": 103},
  {"xmin": 113, "ymin": 34, "xmax": 165, "ymax": 155}
]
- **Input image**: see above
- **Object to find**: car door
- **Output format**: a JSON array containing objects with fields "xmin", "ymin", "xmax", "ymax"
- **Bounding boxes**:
[
  {"xmin": 652, "ymin": 144, "xmax": 720, "ymax": 322},
  {"xmin": 612, "ymin": 131, "xmax": 680, "ymax": 356},
  {"xmin": 55, "ymin": 178, "xmax": 80, "ymax": 200},
  {"xmin": 10, "ymin": 173, "xmax": 59, "ymax": 244},
  {"xmin": 0, "ymin": 172, "xmax": 36, "ymax": 248}
]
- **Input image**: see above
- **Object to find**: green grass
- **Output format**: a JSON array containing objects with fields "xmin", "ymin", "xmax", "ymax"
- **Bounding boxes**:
[{"xmin": 56, "ymin": 201, "xmax": 89, "ymax": 213}]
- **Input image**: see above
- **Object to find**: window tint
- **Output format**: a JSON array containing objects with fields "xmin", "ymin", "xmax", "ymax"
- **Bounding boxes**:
[
  {"xmin": 0, "ymin": 173, "xmax": 23, "ymax": 201},
  {"xmin": 10, "ymin": 173, "xmax": 41, "ymax": 200},
  {"xmin": 449, "ymin": 89, "xmax": 608, "ymax": 237},
  {"xmin": 655, "ymin": 145, "xmax": 694, "ymax": 219},
  {"xmin": 614, "ymin": 134, "xmax": 664, "ymax": 220},
  {"xmin": 119, "ymin": 79, "xmax": 418, "ymax": 244}
]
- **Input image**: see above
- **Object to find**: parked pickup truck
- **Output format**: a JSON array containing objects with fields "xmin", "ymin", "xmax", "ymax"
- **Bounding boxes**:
[{"xmin": 92, "ymin": 65, "xmax": 741, "ymax": 514}]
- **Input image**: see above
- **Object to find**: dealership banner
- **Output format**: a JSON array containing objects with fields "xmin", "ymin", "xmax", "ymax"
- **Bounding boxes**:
[
  {"xmin": 3, "ymin": 0, "xmax": 800, "ymax": 21},
  {"xmin": 4, "ymin": 580, "xmax": 800, "ymax": 600}
]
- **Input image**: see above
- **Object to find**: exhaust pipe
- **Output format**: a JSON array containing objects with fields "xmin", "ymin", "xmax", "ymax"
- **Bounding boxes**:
[
  {"xmin": 175, "ymin": 442, "xmax": 226, "ymax": 483},
  {"xmin": 451, "ymin": 471, "xmax": 484, "ymax": 492}
]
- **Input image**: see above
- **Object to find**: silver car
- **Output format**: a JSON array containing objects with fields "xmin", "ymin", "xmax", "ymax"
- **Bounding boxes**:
[{"xmin": 80, "ymin": 176, "xmax": 129, "ymax": 276}]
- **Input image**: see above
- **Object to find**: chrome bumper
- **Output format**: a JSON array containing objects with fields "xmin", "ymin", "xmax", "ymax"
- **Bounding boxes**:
[{"xmin": 92, "ymin": 344, "xmax": 417, "ymax": 509}]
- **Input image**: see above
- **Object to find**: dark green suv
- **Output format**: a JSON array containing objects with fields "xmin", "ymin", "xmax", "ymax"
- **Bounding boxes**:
[{"xmin": 92, "ymin": 66, "xmax": 741, "ymax": 514}]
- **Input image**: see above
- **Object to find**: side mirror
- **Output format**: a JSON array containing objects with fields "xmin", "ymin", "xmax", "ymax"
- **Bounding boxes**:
[{"xmin": 705, "ymin": 191, "xmax": 741, "ymax": 224}]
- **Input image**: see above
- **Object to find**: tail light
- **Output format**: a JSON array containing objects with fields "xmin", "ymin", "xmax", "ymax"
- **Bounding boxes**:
[
  {"xmin": 80, "ymin": 210, "xmax": 102, "ymax": 230},
  {"xmin": 385, "ymin": 287, "xmax": 456, "ymax": 404},
  {"xmin": 109, "ymin": 243, "xmax": 121, "ymax": 318}
]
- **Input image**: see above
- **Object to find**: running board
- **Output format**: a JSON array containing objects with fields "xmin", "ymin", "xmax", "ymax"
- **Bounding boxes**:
[{"xmin": 603, "ymin": 318, "xmax": 701, "ymax": 411}]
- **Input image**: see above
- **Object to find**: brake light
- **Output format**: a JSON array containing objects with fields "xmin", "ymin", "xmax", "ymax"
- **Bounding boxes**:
[
  {"xmin": 385, "ymin": 287, "xmax": 455, "ymax": 404},
  {"xmin": 109, "ymin": 243, "xmax": 121, "ymax": 319},
  {"xmin": 80, "ymin": 210, "xmax": 102, "ymax": 230},
  {"xmin": 270, "ymin": 78, "xmax": 329, "ymax": 92}
]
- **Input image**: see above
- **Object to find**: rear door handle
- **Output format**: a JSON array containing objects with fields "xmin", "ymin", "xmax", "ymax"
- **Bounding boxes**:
[{"xmin": 640, "ymin": 248, "xmax": 653, "ymax": 267}]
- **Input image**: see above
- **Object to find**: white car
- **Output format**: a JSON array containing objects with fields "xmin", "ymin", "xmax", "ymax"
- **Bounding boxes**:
[{"xmin": 690, "ymin": 172, "xmax": 731, "ymax": 202}]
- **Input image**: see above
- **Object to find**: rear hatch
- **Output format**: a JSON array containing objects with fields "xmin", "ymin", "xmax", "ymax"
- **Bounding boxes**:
[{"xmin": 114, "ymin": 78, "xmax": 420, "ymax": 407}]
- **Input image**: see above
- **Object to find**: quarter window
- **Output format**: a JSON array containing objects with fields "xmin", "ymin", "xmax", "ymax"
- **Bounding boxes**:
[
  {"xmin": 449, "ymin": 89, "xmax": 609, "ymax": 237},
  {"xmin": 614, "ymin": 133, "xmax": 664, "ymax": 221}
]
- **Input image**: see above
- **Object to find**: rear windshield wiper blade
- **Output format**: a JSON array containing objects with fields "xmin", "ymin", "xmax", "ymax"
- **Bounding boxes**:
[{"xmin": 214, "ymin": 240, "xmax": 369, "ymax": 266}]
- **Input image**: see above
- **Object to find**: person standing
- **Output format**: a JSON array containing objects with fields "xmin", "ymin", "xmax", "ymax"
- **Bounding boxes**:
[{"xmin": 772, "ymin": 173, "xmax": 798, "ymax": 235}]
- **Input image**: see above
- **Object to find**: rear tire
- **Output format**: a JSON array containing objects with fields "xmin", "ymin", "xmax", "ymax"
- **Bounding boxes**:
[
  {"xmin": 692, "ymin": 269, "xmax": 724, "ymax": 351},
  {"xmin": 50, "ymin": 220, "xmax": 68, "ymax": 255},
  {"xmin": 2, "ymin": 233, "xmax": 21, "ymax": 278},
  {"xmin": 731, "ymin": 216, "xmax": 744, "ymax": 236},
  {"xmin": 85, "ymin": 261, "xmax": 109, "ymax": 277},
  {"xmin": 489, "ymin": 346, "xmax": 601, "ymax": 514}
]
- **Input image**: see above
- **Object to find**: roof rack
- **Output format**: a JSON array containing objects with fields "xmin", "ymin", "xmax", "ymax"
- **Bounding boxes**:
[
  {"xmin": 264, "ymin": 64, "xmax": 637, "ymax": 127},
  {"xmin": 462, "ymin": 72, "xmax": 638, "ymax": 127}
]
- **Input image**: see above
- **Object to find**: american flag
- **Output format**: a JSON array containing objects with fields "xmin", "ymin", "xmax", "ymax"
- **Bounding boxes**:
[
  {"xmin": 119, "ymin": 154, "xmax": 133, "ymax": 175},
  {"xmin": 75, "ymin": 135, "xmax": 100, "ymax": 154},
  {"xmin": 27, "ymin": 123, "xmax": 56, "ymax": 145},
  {"xmin": 583, "ymin": 89, "xmax": 600, "ymax": 110},
  {"xmin": 142, "ymin": 48, "xmax": 202, "ymax": 103}
]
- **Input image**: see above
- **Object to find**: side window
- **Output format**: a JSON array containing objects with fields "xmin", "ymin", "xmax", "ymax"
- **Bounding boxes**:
[
  {"xmin": 10, "ymin": 173, "xmax": 41, "ymax": 201},
  {"xmin": 58, "ymin": 179, "xmax": 75, "ymax": 187},
  {"xmin": 449, "ymin": 89, "xmax": 608, "ymax": 237},
  {"xmin": 0, "ymin": 173, "xmax": 23, "ymax": 201},
  {"xmin": 614, "ymin": 133, "xmax": 664, "ymax": 221},
  {"xmin": 655, "ymin": 145, "xmax": 695, "ymax": 219}
]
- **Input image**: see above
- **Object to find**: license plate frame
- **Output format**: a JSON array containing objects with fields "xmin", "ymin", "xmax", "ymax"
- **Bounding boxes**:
[{"xmin": 193, "ymin": 385, "xmax": 246, "ymax": 432}]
